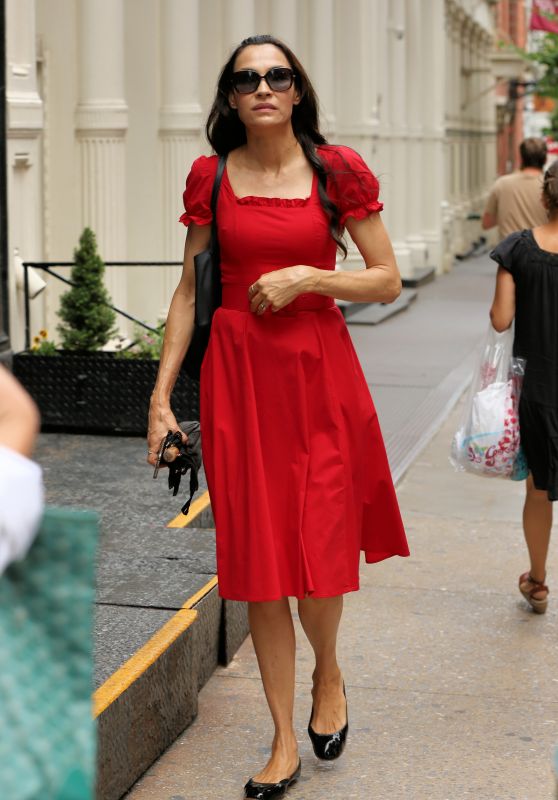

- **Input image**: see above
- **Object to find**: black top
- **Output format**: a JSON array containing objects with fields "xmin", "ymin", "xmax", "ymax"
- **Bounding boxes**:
[{"xmin": 490, "ymin": 229, "xmax": 558, "ymax": 407}]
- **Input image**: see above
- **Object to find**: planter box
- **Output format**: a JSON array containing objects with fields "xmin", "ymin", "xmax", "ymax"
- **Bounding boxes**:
[{"xmin": 12, "ymin": 352, "xmax": 200, "ymax": 435}]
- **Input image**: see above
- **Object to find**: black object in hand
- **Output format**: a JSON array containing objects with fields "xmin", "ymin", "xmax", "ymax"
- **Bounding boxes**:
[{"xmin": 153, "ymin": 421, "xmax": 202, "ymax": 516}]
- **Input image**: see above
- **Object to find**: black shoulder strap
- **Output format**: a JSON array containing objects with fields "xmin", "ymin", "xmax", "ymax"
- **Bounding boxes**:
[{"xmin": 209, "ymin": 156, "xmax": 226, "ymax": 254}]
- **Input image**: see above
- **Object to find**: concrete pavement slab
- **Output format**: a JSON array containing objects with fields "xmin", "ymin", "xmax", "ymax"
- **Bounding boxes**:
[
  {"xmin": 95, "ymin": 605, "xmax": 175, "ymax": 689},
  {"xmin": 126, "ymin": 673, "xmax": 558, "ymax": 800},
  {"xmin": 36, "ymin": 432, "xmax": 207, "ymax": 532},
  {"xmin": 196, "ymin": 577, "xmax": 558, "ymax": 705},
  {"xmin": 369, "ymin": 385, "xmax": 431, "ymax": 437},
  {"xmin": 350, "ymin": 256, "xmax": 495, "ymax": 389},
  {"xmin": 99, "ymin": 526, "xmax": 216, "ymax": 566},
  {"xmin": 96, "ymin": 555, "xmax": 216, "ymax": 609}
]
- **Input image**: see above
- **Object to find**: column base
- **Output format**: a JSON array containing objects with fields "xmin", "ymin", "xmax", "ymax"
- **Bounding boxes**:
[
  {"xmin": 392, "ymin": 243, "xmax": 414, "ymax": 280},
  {"xmin": 401, "ymin": 266, "xmax": 436, "ymax": 288},
  {"xmin": 341, "ymin": 288, "xmax": 418, "ymax": 325},
  {"xmin": 406, "ymin": 237, "xmax": 429, "ymax": 270}
]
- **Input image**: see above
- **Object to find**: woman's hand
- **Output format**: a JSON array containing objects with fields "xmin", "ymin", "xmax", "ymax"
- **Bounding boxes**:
[
  {"xmin": 248, "ymin": 265, "xmax": 317, "ymax": 314},
  {"xmin": 146, "ymin": 403, "xmax": 186, "ymax": 467}
]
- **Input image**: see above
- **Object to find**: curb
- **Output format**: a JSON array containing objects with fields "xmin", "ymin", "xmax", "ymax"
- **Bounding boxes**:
[{"xmin": 93, "ymin": 497, "xmax": 249, "ymax": 800}]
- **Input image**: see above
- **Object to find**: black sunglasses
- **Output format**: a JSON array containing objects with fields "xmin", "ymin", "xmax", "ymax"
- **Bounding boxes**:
[{"xmin": 231, "ymin": 67, "xmax": 296, "ymax": 95}]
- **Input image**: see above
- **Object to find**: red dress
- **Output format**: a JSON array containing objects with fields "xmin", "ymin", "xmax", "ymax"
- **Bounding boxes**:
[{"xmin": 180, "ymin": 145, "xmax": 409, "ymax": 601}]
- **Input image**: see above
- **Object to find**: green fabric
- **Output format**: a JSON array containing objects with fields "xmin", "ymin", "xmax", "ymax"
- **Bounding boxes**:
[{"xmin": 0, "ymin": 507, "xmax": 99, "ymax": 800}]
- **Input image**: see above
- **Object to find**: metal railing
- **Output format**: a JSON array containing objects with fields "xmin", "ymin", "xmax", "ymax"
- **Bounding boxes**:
[{"xmin": 22, "ymin": 261, "xmax": 182, "ymax": 351}]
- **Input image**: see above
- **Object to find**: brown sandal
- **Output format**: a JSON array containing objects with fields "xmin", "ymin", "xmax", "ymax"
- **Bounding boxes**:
[{"xmin": 519, "ymin": 572, "xmax": 549, "ymax": 614}]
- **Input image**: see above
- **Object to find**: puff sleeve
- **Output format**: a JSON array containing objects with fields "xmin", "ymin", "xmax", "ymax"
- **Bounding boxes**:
[
  {"xmin": 320, "ymin": 145, "xmax": 383, "ymax": 225},
  {"xmin": 489, "ymin": 230, "xmax": 523, "ymax": 276},
  {"xmin": 179, "ymin": 155, "xmax": 218, "ymax": 227}
]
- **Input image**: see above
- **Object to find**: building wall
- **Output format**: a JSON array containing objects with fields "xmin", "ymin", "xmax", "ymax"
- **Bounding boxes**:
[
  {"xmin": 495, "ymin": 0, "xmax": 528, "ymax": 174},
  {"xmin": 6, "ymin": 0, "xmax": 499, "ymax": 348}
]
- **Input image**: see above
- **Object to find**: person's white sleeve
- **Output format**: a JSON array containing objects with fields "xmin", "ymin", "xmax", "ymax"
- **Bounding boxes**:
[{"xmin": 0, "ymin": 444, "xmax": 44, "ymax": 575}]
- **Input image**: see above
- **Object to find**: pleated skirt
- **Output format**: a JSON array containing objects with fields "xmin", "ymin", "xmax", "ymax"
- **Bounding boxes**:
[{"xmin": 200, "ymin": 298, "xmax": 409, "ymax": 602}]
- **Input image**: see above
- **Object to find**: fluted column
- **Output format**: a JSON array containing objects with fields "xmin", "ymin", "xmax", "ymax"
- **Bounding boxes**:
[
  {"xmin": 309, "ymin": 0, "xmax": 336, "ymax": 136},
  {"xmin": 446, "ymin": 4, "xmax": 466, "ymax": 258},
  {"xmin": 373, "ymin": 0, "xmax": 391, "ymax": 227},
  {"xmin": 404, "ymin": 0, "xmax": 427, "ymax": 269},
  {"xmin": 386, "ymin": 0, "xmax": 413, "ymax": 278},
  {"xmin": 422, "ymin": 0, "xmax": 446, "ymax": 273},
  {"xmin": 270, "ymin": 0, "xmax": 297, "ymax": 49},
  {"xmin": 76, "ymin": 0, "xmax": 128, "ymax": 314},
  {"xmin": 223, "ymin": 0, "xmax": 255, "ymax": 52},
  {"xmin": 474, "ymin": 28, "xmax": 485, "ymax": 205},
  {"xmin": 362, "ymin": 0, "xmax": 381, "ymax": 140},
  {"xmin": 6, "ymin": 0, "xmax": 44, "ymax": 351},
  {"xmin": 335, "ymin": 0, "xmax": 379, "ymax": 143},
  {"xmin": 335, "ymin": 0, "xmax": 382, "ymax": 269},
  {"xmin": 160, "ymin": 0, "xmax": 203, "ymax": 313},
  {"xmin": 482, "ymin": 31, "xmax": 497, "ymax": 197},
  {"xmin": 452, "ymin": 14, "xmax": 469, "ymax": 256}
]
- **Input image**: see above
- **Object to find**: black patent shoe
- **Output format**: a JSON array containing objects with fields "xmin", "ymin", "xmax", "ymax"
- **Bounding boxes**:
[
  {"xmin": 244, "ymin": 760, "xmax": 301, "ymax": 799},
  {"xmin": 308, "ymin": 682, "xmax": 348, "ymax": 760}
]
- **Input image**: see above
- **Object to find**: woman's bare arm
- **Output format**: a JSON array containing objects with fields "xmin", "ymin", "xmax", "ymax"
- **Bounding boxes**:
[
  {"xmin": 489, "ymin": 266, "xmax": 515, "ymax": 332},
  {"xmin": 313, "ymin": 213, "xmax": 402, "ymax": 303},
  {"xmin": 147, "ymin": 223, "xmax": 211, "ymax": 464},
  {"xmin": 248, "ymin": 213, "xmax": 401, "ymax": 313}
]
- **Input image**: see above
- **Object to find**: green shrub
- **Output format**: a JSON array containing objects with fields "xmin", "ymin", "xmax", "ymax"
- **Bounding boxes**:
[
  {"xmin": 117, "ymin": 324, "xmax": 165, "ymax": 360},
  {"xmin": 57, "ymin": 227, "xmax": 116, "ymax": 350}
]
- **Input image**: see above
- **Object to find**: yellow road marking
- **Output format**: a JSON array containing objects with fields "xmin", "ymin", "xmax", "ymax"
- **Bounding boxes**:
[
  {"xmin": 93, "ymin": 608, "xmax": 198, "ymax": 718},
  {"xmin": 166, "ymin": 490, "xmax": 211, "ymax": 528},
  {"xmin": 182, "ymin": 575, "xmax": 219, "ymax": 609}
]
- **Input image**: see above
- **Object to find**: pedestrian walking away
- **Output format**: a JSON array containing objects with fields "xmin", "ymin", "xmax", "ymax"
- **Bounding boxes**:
[
  {"xmin": 482, "ymin": 137, "xmax": 548, "ymax": 241},
  {"xmin": 147, "ymin": 34, "xmax": 409, "ymax": 799},
  {"xmin": 489, "ymin": 159, "xmax": 558, "ymax": 615}
]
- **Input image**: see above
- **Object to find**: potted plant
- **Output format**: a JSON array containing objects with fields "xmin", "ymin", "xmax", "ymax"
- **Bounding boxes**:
[{"xmin": 13, "ymin": 228, "xmax": 199, "ymax": 434}]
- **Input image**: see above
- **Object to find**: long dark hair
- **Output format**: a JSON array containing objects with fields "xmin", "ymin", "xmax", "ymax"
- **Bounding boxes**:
[
  {"xmin": 206, "ymin": 34, "xmax": 347, "ymax": 256},
  {"xmin": 543, "ymin": 159, "xmax": 558, "ymax": 218}
]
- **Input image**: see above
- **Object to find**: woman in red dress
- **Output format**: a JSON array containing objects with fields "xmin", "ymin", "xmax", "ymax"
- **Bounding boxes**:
[{"xmin": 148, "ymin": 34, "xmax": 409, "ymax": 800}]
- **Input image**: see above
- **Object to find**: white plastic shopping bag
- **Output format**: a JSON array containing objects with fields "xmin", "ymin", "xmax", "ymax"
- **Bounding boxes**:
[{"xmin": 450, "ymin": 325, "xmax": 527, "ymax": 479}]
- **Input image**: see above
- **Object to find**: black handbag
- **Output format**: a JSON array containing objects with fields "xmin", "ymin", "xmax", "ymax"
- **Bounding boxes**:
[
  {"xmin": 152, "ymin": 420, "xmax": 202, "ymax": 515},
  {"xmin": 183, "ymin": 155, "xmax": 227, "ymax": 380}
]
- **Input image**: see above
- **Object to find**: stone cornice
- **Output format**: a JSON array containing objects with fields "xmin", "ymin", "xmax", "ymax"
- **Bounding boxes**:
[
  {"xmin": 159, "ymin": 105, "xmax": 204, "ymax": 133},
  {"xmin": 7, "ymin": 95, "xmax": 43, "ymax": 132},
  {"xmin": 75, "ymin": 102, "xmax": 129, "ymax": 133}
]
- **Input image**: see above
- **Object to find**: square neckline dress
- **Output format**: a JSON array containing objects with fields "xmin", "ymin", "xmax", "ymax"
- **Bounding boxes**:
[{"xmin": 180, "ymin": 144, "xmax": 409, "ymax": 601}]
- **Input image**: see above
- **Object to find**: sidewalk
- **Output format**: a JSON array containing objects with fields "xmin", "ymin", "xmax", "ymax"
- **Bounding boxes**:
[
  {"xmin": 126, "ymin": 401, "xmax": 558, "ymax": 800},
  {"xmin": 122, "ymin": 253, "xmax": 558, "ymax": 800}
]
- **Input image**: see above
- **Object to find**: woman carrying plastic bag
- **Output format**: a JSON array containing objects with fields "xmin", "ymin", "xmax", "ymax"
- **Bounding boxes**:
[
  {"xmin": 455, "ymin": 161, "xmax": 558, "ymax": 615},
  {"xmin": 451, "ymin": 325, "xmax": 527, "ymax": 480}
]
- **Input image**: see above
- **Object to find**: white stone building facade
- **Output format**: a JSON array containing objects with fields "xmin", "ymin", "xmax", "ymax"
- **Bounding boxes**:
[{"xmin": 6, "ymin": 0, "xmax": 499, "ymax": 350}]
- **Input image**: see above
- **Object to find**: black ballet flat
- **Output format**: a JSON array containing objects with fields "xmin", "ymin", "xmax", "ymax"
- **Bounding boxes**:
[
  {"xmin": 244, "ymin": 760, "xmax": 301, "ymax": 799},
  {"xmin": 307, "ymin": 682, "xmax": 348, "ymax": 761}
]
